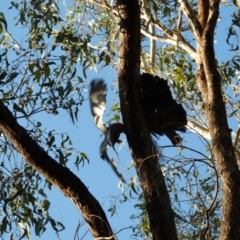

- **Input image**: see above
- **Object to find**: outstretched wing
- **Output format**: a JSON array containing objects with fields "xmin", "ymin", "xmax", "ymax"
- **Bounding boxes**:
[
  {"xmin": 90, "ymin": 79, "xmax": 125, "ymax": 182},
  {"xmin": 141, "ymin": 73, "xmax": 187, "ymax": 145},
  {"xmin": 89, "ymin": 79, "xmax": 108, "ymax": 134}
]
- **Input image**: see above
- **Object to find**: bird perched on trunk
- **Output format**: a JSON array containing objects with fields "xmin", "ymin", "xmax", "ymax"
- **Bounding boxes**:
[
  {"xmin": 140, "ymin": 73, "xmax": 187, "ymax": 145},
  {"xmin": 89, "ymin": 79, "xmax": 125, "ymax": 182}
]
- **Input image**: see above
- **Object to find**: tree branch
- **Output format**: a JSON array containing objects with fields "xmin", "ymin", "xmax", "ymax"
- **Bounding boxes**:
[
  {"xmin": 141, "ymin": 28, "xmax": 196, "ymax": 59},
  {"xmin": 0, "ymin": 101, "xmax": 115, "ymax": 239},
  {"xmin": 178, "ymin": 0, "xmax": 202, "ymax": 40},
  {"xmin": 142, "ymin": 0, "xmax": 156, "ymax": 71},
  {"xmin": 86, "ymin": 0, "xmax": 118, "ymax": 16},
  {"xmin": 233, "ymin": 127, "xmax": 240, "ymax": 148},
  {"xmin": 195, "ymin": 1, "xmax": 240, "ymax": 238},
  {"xmin": 187, "ymin": 119, "xmax": 211, "ymax": 140},
  {"xmin": 187, "ymin": 119, "xmax": 240, "ymax": 168},
  {"xmin": 198, "ymin": 0, "xmax": 209, "ymax": 28}
]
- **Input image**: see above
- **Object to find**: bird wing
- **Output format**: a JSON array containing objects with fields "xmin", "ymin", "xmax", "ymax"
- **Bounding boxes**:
[
  {"xmin": 141, "ymin": 73, "xmax": 187, "ymax": 145},
  {"xmin": 90, "ymin": 79, "xmax": 125, "ymax": 182},
  {"xmin": 100, "ymin": 137, "xmax": 126, "ymax": 183},
  {"xmin": 89, "ymin": 79, "xmax": 108, "ymax": 134}
]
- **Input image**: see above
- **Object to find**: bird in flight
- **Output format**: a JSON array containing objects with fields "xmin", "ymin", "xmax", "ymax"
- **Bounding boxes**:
[
  {"xmin": 89, "ymin": 74, "xmax": 187, "ymax": 181},
  {"xmin": 89, "ymin": 79, "xmax": 125, "ymax": 182}
]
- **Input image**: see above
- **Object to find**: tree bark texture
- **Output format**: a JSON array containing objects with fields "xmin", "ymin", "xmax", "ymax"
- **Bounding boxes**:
[
  {"xmin": 196, "ymin": 1, "xmax": 240, "ymax": 239},
  {"xmin": 0, "ymin": 101, "xmax": 115, "ymax": 239},
  {"xmin": 117, "ymin": 1, "xmax": 178, "ymax": 239}
]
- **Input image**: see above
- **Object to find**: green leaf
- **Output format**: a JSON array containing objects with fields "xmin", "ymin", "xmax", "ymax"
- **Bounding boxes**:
[
  {"xmin": 35, "ymin": 69, "xmax": 42, "ymax": 81},
  {"xmin": 0, "ymin": 13, "xmax": 7, "ymax": 30},
  {"xmin": 35, "ymin": 218, "xmax": 45, "ymax": 236},
  {"xmin": 42, "ymin": 199, "xmax": 50, "ymax": 211},
  {"xmin": 13, "ymin": 103, "xmax": 27, "ymax": 116},
  {"xmin": 57, "ymin": 86, "xmax": 64, "ymax": 97},
  {"xmin": 0, "ymin": 71, "xmax": 7, "ymax": 80},
  {"xmin": 104, "ymin": 55, "xmax": 111, "ymax": 66},
  {"xmin": 44, "ymin": 64, "xmax": 50, "ymax": 77},
  {"xmin": 39, "ymin": 189, "xmax": 47, "ymax": 198},
  {"xmin": 0, "ymin": 216, "xmax": 8, "ymax": 234},
  {"xmin": 47, "ymin": 136, "xmax": 55, "ymax": 148},
  {"xmin": 57, "ymin": 149, "xmax": 66, "ymax": 166},
  {"xmin": 7, "ymin": 72, "xmax": 19, "ymax": 82},
  {"xmin": 69, "ymin": 67, "xmax": 76, "ymax": 79},
  {"xmin": 61, "ymin": 135, "xmax": 69, "ymax": 148}
]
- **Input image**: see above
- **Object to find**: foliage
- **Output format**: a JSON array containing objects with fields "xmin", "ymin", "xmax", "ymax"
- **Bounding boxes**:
[{"xmin": 0, "ymin": 0, "xmax": 239, "ymax": 239}]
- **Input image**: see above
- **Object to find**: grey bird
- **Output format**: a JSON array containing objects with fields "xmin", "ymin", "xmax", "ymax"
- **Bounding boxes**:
[{"xmin": 89, "ymin": 79, "xmax": 125, "ymax": 182}]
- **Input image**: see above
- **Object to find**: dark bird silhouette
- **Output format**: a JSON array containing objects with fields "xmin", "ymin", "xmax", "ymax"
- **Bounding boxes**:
[
  {"xmin": 89, "ymin": 74, "xmax": 187, "ymax": 180},
  {"xmin": 89, "ymin": 79, "xmax": 125, "ymax": 182},
  {"xmin": 140, "ymin": 73, "xmax": 187, "ymax": 145}
]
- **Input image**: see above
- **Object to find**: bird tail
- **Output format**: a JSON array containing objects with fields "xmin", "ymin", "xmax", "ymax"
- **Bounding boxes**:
[
  {"xmin": 164, "ymin": 132, "xmax": 182, "ymax": 145},
  {"xmin": 101, "ymin": 149, "xmax": 126, "ymax": 183},
  {"xmin": 147, "ymin": 104, "xmax": 187, "ymax": 145}
]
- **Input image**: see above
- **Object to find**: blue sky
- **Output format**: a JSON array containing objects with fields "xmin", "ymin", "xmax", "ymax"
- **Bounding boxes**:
[
  {"xmin": 0, "ymin": 1, "xmax": 239, "ymax": 239},
  {"xmin": 1, "ymin": 2, "xmax": 136, "ymax": 239}
]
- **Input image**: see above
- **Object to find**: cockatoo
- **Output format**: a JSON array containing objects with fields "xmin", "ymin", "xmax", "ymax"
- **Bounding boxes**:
[{"xmin": 140, "ymin": 73, "xmax": 187, "ymax": 145}]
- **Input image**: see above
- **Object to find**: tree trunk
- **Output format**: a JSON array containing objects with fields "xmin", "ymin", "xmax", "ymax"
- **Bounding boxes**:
[
  {"xmin": 196, "ymin": 1, "xmax": 240, "ymax": 239},
  {"xmin": 117, "ymin": 1, "xmax": 178, "ymax": 239}
]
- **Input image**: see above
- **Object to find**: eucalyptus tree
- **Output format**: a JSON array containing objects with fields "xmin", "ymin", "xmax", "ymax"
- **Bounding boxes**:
[{"xmin": 0, "ymin": 0, "xmax": 239, "ymax": 239}]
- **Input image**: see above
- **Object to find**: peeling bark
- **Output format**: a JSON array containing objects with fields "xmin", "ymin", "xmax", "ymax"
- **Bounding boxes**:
[
  {"xmin": 0, "ymin": 101, "xmax": 115, "ymax": 239},
  {"xmin": 117, "ymin": 1, "xmax": 177, "ymax": 239}
]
